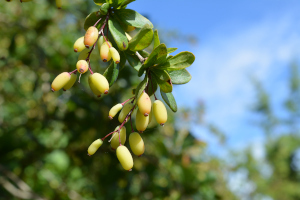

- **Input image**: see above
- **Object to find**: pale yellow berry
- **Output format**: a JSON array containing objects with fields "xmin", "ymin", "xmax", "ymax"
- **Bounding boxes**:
[
  {"xmin": 110, "ymin": 126, "xmax": 126, "ymax": 150},
  {"xmin": 73, "ymin": 36, "xmax": 85, "ymax": 52},
  {"xmin": 51, "ymin": 72, "xmax": 70, "ymax": 92},
  {"xmin": 137, "ymin": 92, "xmax": 151, "ymax": 116},
  {"xmin": 87, "ymin": 139, "xmax": 103, "ymax": 156},
  {"xmin": 100, "ymin": 42, "xmax": 112, "ymax": 62},
  {"xmin": 129, "ymin": 132, "xmax": 145, "ymax": 156},
  {"xmin": 136, "ymin": 108, "xmax": 149, "ymax": 133},
  {"xmin": 153, "ymin": 100, "xmax": 168, "ymax": 126},
  {"xmin": 88, "ymin": 75, "xmax": 102, "ymax": 97},
  {"xmin": 84, "ymin": 26, "xmax": 99, "ymax": 48},
  {"xmin": 76, "ymin": 60, "xmax": 89, "ymax": 74},
  {"xmin": 109, "ymin": 103, "xmax": 123, "ymax": 120},
  {"xmin": 118, "ymin": 102, "xmax": 134, "ymax": 123},
  {"xmin": 116, "ymin": 145, "xmax": 133, "ymax": 171},
  {"xmin": 63, "ymin": 73, "xmax": 77, "ymax": 91},
  {"xmin": 97, "ymin": 36, "xmax": 107, "ymax": 52},
  {"xmin": 90, "ymin": 72, "xmax": 109, "ymax": 94},
  {"xmin": 109, "ymin": 47, "xmax": 120, "ymax": 64}
]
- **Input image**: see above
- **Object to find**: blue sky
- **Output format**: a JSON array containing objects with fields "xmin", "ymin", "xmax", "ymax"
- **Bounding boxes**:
[{"xmin": 129, "ymin": 0, "xmax": 300, "ymax": 155}]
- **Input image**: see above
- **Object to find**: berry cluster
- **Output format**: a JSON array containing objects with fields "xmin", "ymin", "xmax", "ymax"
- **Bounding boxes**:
[{"xmin": 48, "ymin": 0, "xmax": 195, "ymax": 171}]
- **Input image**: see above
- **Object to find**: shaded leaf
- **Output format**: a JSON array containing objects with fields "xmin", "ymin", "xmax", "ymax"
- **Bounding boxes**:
[
  {"xmin": 108, "ymin": 16, "xmax": 128, "ymax": 51},
  {"xmin": 167, "ymin": 48, "xmax": 177, "ymax": 54},
  {"xmin": 99, "ymin": 3, "xmax": 110, "ymax": 15},
  {"xmin": 153, "ymin": 29, "xmax": 160, "ymax": 49},
  {"xmin": 124, "ymin": 52, "xmax": 142, "ymax": 71},
  {"xmin": 103, "ymin": 61, "xmax": 120, "ymax": 86},
  {"xmin": 84, "ymin": 11, "xmax": 104, "ymax": 31},
  {"xmin": 135, "ymin": 76, "xmax": 148, "ymax": 100},
  {"xmin": 168, "ymin": 69, "xmax": 192, "ymax": 84},
  {"xmin": 115, "ymin": 9, "xmax": 153, "ymax": 28},
  {"xmin": 138, "ymin": 50, "xmax": 149, "ymax": 58},
  {"xmin": 155, "ymin": 51, "xmax": 195, "ymax": 71},
  {"xmin": 147, "ymin": 73, "xmax": 158, "ymax": 97},
  {"xmin": 93, "ymin": 0, "xmax": 106, "ymax": 5},
  {"xmin": 128, "ymin": 24, "xmax": 153, "ymax": 51},
  {"xmin": 160, "ymin": 91, "xmax": 177, "ymax": 112},
  {"xmin": 138, "ymin": 43, "xmax": 167, "ymax": 77},
  {"xmin": 119, "ymin": 51, "xmax": 127, "ymax": 69},
  {"xmin": 152, "ymin": 69, "xmax": 172, "ymax": 93}
]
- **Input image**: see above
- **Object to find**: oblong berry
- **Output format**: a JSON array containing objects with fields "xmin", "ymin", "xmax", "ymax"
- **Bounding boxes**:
[
  {"xmin": 97, "ymin": 36, "xmax": 107, "ymax": 53},
  {"xmin": 109, "ymin": 103, "xmax": 123, "ymax": 120},
  {"xmin": 153, "ymin": 100, "xmax": 168, "ymax": 126},
  {"xmin": 109, "ymin": 47, "xmax": 120, "ymax": 64},
  {"xmin": 63, "ymin": 73, "xmax": 77, "ymax": 91},
  {"xmin": 100, "ymin": 42, "xmax": 112, "ymax": 62},
  {"xmin": 90, "ymin": 72, "xmax": 109, "ymax": 94},
  {"xmin": 116, "ymin": 145, "xmax": 133, "ymax": 171},
  {"xmin": 129, "ymin": 132, "xmax": 145, "ymax": 156},
  {"xmin": 84, "ymin": 26, "xmax": 99, "ymax": 48},
  {"xmin": 73, "ymin": 36, "xmax": 85, "ymax": 52},
  {"xmin": 51, "ymin": 72, "xmax": 70, "ymax": 92},
  {"xmin": 136, "ymin": 108, "xmax": 149, "ymax": 133},
  {"xmin": 137, "ymin": 92, "xmax": 151, "ymax": 116},
  {"xmin": 88, "ymin": 75, "xmax": 102, "ymax": 97},
  {"xmin": 118, "ymin": 102, "xmax": 134, "ymax": 123},
  {"xmin": 76, "ymin": 60, "xmax": 89, "ymax": 74},
  {"xmin": 111, "ymin": 126, "xmax": 126, "ymax": 150},
  {"xmin": 87, "ymin": 139, "xmax": 103, "ymax": 156}
]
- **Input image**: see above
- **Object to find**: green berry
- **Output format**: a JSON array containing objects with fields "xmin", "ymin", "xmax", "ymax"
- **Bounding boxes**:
[
  {"xmin": 118, "ymin": 102, "xmax": 134, "ymax": 123},
  {"xmin": 63, "ymin": 73, "xmax": 77, "ymax": 91},
  {"xmin": 110, "ymin": 126, "xmax": 126, "ymax": 150},
  {"xmin": 87, "ymin": 139, "xmax": 103, "ymax": 156}
]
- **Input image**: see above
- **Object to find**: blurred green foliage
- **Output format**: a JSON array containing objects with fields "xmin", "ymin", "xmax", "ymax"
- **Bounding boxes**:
[{"xmin": 0, "ymin": 1, "xmax": 234, "ymax": 199}]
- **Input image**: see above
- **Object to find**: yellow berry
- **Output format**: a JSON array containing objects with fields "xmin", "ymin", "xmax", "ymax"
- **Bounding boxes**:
[
  {"xmin": 78, "ymin": 48, "xmax": 90, "ymax": 61},
  {"xmin": 118, "ymin": 102, "xmax": 134, "ymax": 123},
  {"xmin": 87, "ymin": 139, "xmax": 103, "ymax": 156},
  {"xmin": 76, "ymin": 60, "xmax": 89, "ymax": 74},
  {"xmin": 136, "ymin": 108, "xmax": 149, "ymax": 133},
  {"xmin": 90, "ymin": 72, "xmax": 109, "ymax": 94},
  {"xmin": 55, "ymin": 0, "xmax": 62, "ymax": 8},
  {"xmin": 88, "ymin": 74, "xmax": 102, "ymax": 97},
  {"xmin": 137, "ymin": 92, "xmax": 151, "ymax": 116},
  {"xmin": 63, "ymin": 73, "xmax": 77, "ymax": 91},
  {"xmin": 73, "ymin": 36, "xmax": 85, "ymax": 52},
  {"xmin": 109, "ymin": 47, "xmax": 120, "ymax": 64},
  {"xmin": 129, "ymin": 132, "xmax": 145, "ymax": 156},
  {"xmin": 51, "ymin": 72, "xmax": 70, "ymax": 92},
  {"xmin": 100, "ymin": 42, "xmax": 112, "ymax": 62},
  {"xmin": 153, "ymin": 100, "xmax": 168, "ymax": 126},
  {"xmin": 109, "ymin": 103, "xmax": 123, "ymax": 120},
  {"xmin": 97, "ymin": 36, "xmax": 107, "ymax": 52},
  {"xmin": 110, "ymin": 126, "xmax": 126, "ymax": 150},
  {"xmin": 116, "ymin": 145, "xmax": 133, "ymax": 171},
  {"xmin": 84, "ymin": 26, "xmax": 99, "ymax": 48}
]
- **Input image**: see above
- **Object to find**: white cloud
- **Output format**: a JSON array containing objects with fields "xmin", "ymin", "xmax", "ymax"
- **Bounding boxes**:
[{"xmin": 173, "ymin": 13, "xmax": 300, "ymax": 151}]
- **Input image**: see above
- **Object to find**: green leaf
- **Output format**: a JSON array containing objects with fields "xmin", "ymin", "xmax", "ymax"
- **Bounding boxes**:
[
  {"xmin": 138, "ymin": 50, "xmax": 149, "ymax": 58},
  {"xmin": 160, "ymin": 91, "xmax": 177, "ymax": 112},
  {"xmin": 103, "ymin": 61, "xmax": 120, "ymax": 86},
  {"xmin": 155, "ymin": 51, "xmax": 195, "ymax": 71},
  {"xmin": 128, "ymin": 24, "xmax": 153, "ymax": 51},
  {"xmin": 167, "ymin": 48, "xmax": 177, "ymax": 54},
  {"xmin": 153, "ymin": 29, "xmax": 160, "ymax": 49},
  {"xmin": 135, "ymin": 76, "xmax": 148, "ymax": 100},
  {"xmin": 93, "ymin": 0, "xmax": 106, "ymax": 6},
  {"xmin": 115, "ymin": 9, "xmax": 153, "ymax": 28},
  {"xmin": 119, "ymin": 51, "xmax": 127, "ymax": 69},
  {"xmin": 151, "ymin": 69, "xmax": 172, "ymax": 93},
  {"xmin": 138, "ymin": 43, "xmax": 167, "ymax": 76},
  {"xmin": 84, "ymin": 11, "xmax": 104, "ymax": 31},
  {"xmin": 108, "ymin": 16, "xmax": 128, "ymax": 51},
  {"xmin": 120, "ymin": 0, "xmax": 135, "ymax": 7},
  {"xmin": 147, "ymin": 73, "xmax": 158, "ymax": 97},
  {"xmin": 168, "ymin": 69, "xmax": 192, "ymax": 85},
  {"xmin": 124, "ymin": 52, "xmax": 142, "ymax": 71}
]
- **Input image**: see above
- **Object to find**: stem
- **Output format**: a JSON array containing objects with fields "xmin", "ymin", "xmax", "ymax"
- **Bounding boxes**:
[
  {"xmin": 118, "ymin": 129, "xmax": 121, "ymax": 146},
  {"xmin": 101, "ymin": 31, "xmax": 111, "ymax": 48},
  {"xmin": 101, "ymin": 130, "xmax": 117, "ymax": 141},
  {"xmin": 121, "ymin": 97, "xmax": 135, "ymax": 106},
  {"xmin": 136, "ymin": 51, "xmax": 145, "ymax": 64},
  {"xmin": 69, "ymin": 69, "xmax": 77, "ymax": 75},
  {"xmin": 93, "ymin": 17, "xmax": 102, "ymax": 27}
]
